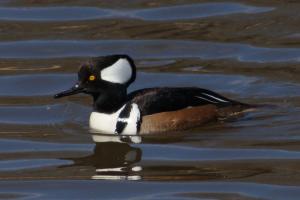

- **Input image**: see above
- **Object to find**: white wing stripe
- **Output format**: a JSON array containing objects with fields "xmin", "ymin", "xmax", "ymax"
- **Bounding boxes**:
[
  {"xmin": 202, "ymin": 93, "xmax": 229, "ymax": 102},
  {"xmin": 195, "ymin": 96, "xmax": 218, "ymax": 103}
]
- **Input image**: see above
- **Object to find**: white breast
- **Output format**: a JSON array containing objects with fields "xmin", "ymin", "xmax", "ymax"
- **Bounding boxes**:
[{"xmin": 89, "ymin": 103, "xmax": 140, "ymax": 135}]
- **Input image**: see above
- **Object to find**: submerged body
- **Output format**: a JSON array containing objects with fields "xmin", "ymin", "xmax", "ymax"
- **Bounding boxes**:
[{"xmin": 54, "ymin": 55, "xmax": 251, "ymax": 136}]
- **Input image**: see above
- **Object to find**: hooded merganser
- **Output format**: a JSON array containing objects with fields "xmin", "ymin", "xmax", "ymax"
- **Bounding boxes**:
[{"xmin": 54, "ymin": 55, "xmax": 251, "ymax": 135}]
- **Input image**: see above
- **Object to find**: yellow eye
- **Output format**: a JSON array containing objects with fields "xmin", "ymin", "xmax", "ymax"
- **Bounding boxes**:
[{"xmin": 89, "ymin": 75, "xmax": 96, "ymax": 81}]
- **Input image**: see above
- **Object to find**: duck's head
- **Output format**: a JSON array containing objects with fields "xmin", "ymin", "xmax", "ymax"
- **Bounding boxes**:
[{"xmin": 54, "ymin": 54, "xmax": 136, "ymax": 99}]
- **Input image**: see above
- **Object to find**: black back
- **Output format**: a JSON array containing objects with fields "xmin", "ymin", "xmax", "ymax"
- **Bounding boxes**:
[{"xmin": 127, "ymin": 87, "xmax": 244, "ymax": 116}]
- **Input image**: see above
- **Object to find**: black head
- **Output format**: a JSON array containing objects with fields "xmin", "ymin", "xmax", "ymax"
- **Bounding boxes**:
[{"xmin": 54, "ymin": 55, "xmax": 136, "ymax": 99}]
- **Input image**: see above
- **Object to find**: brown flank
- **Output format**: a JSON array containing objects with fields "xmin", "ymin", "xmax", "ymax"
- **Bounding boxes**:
[{"xmin": 140, "ymin": 104, "xmax": 250, "ymax": 134}]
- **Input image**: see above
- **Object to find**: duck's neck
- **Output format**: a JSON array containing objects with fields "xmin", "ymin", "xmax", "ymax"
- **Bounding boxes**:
[{"xmin": 92, "ymin": 86, "xmax": 128, "ymax": 114}]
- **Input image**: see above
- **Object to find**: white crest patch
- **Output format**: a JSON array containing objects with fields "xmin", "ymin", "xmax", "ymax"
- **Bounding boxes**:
[{"xmin": 100, "ymin": 58, "xmax": 132, "ymax": 84}]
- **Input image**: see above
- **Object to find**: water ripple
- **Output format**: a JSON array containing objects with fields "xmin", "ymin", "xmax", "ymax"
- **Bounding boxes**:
[
  {"xmin": 0, "ymin": 74, "xmax": 76, "ymax": 97},
  {"xmin": 0, "ymin": 103, "xmax": 89, "ymax": 125},
  {"xmin": 0, "ymin": 180, "xmax": 298, "ymax": 200},
  {"xmin": 0, "ymin": 139, "xmax": 92, "ymax": 153},
  {"xmin": 1, "ymin": 73, "xmax": 299, "ymax": 98},
  {"xmin": 141, "ymin": 144, "xmax": 300, "ymax": 161},
  {"xmin": 0, "ymin": 40, "xmax": 298, "ymax": 63},
  {"xmin": 0, "ymin": 159, "xmax": 72, "ymax": 171},
  {"xmin": 0, "ymin": 3, "xmax": 273, "ymax": 21}
]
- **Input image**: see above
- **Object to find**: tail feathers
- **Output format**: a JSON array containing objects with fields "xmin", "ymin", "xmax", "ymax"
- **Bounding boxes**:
[{"xmin": 217, "ymin": 102, "xmax": 275, "ymax": 119}]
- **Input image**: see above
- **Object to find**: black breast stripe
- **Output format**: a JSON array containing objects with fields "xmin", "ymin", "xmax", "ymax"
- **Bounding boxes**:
[{"xmin": 115, "ymin": 104, "xmax": 132, "ymax": 135}]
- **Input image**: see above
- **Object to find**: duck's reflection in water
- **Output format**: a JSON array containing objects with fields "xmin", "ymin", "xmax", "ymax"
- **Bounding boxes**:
[
  {"xmin": 72, "ymin": 138, "xmax": 142, "ymax": 180},
  {"xmin": 67, "ymin": 134, "xmax": 270, "ymax": 181}
]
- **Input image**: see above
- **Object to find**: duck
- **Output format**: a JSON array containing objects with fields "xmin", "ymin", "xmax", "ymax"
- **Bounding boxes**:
[{"xmin": 54, "ymin": 54, "xmax": 252, "ymax": 135}]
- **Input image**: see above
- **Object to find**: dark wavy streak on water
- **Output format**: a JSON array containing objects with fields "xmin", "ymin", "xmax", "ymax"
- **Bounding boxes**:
[{"xmin": 0, "ymin": 0, "xmax": 300, "ymax": 199}]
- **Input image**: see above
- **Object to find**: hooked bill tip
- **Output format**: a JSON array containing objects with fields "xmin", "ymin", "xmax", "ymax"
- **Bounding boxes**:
[
  {"xmin": 53, "ymin": 93, "xmax": 64, "ymax": 99},
  {"xmin": 53, "ymin": 94, "xmax": 60, "ymax": 99}
]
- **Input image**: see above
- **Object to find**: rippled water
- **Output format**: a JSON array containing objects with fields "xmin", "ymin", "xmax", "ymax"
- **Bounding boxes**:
[{"xmin": 0, "ymin": 0, "xmax": 300, "ymax": 199}]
